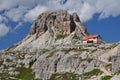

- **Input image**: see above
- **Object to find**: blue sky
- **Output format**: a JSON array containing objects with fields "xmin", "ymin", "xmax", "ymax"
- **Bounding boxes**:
[{"xmin": 0, "ymin": 0, "xmax": 120, "ymax": 50}]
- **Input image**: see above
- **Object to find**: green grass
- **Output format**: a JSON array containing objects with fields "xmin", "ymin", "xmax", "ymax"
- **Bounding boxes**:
[
  {"xmin": 61, "ymin": 48, "xmax": 77, "ymax": 54},
  {"xmin": 72, "ymin": 34, "xmax": 80, "ymax": 40},
  {"xmin": 105, "ymin": 64, "xmax": 112, "ymax": 71},
  {"xmin": 16, "ymin": 67, "xmax": 35, "ymax": 80},
  {"xmin": 86, "ymin": 58, "xmax": 93, "ymax": 63},
  {"xmin": 100, "ymin": 75, "xmax": 112, "ymax": 80},
  {"xmin": 56, "ymin": 34, "xmax": 67, "ymax": 40},
  {"xmin": 105, "ymin": 64, "xmax": 112, "ymax": 68},
  {"xmin": 41, "ymin": 49, "xmax": 49, "ymax": 53},
  {"xmin": 117, "ymin": 70, "xmax": 120, "ymax": 74},
  {"xmin": 49, "ymin": 72, "xmax": 79, "ymax": 80},
  {"xmin": 61, "ymin": 48, "xmax": 89, "ymax": 54},
  {"xmin": 106, "ymin": 43, "xmax": 120, "ymax": 50},
  {"xmin": 90, "ymin": 49, "xmax": 97, "ymax": 53},
  {"xmin": 0, "ymin": 73, "xmax": 10, "ymax": 79},
  {"xmin": 46, "ymin": 50, "xmax": 57, "ymax": 58},
  {"xmin": 6, "ymin": 44, "xmax": 18, "ymax": 51},
  {"xmin": 83, "ymin": 69, "xmax": 103, "ymax": 78},
  {"xmin": 0, "ymin": 61, "xmax": 3, "ymax": 65}
]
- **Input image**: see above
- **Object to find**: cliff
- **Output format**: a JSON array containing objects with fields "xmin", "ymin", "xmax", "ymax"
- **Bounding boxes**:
[
  {"xmin": 0, "ymin": 10, "xmax": 120, "ymax": 80},
  {"xmin": 12, "ymin": 10, "xmax": 88, "ymax": 52}
]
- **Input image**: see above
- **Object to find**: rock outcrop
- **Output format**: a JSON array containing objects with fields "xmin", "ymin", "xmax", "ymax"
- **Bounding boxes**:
[
  {"xmin": 0, "ymin": 10, "xmax": 120, "ymax": 80},
  {"xmin": 13, "ymin": 10, "xmax": 88, "ymax": 52},
  {"xmin": 30, "ymin": 10, "xmax": 88, "ymax": 37},
  {"xmin": 1, "ymin": 42, "xmax": 120, "ymax": 80},
  {"xmin": 112, "ymin": 44, "xmax": 120, "ymax": 73}
]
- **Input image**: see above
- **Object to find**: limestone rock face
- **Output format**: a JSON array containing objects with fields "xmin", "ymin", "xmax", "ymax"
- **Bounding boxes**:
[
  {"xmin": 112, "ymin": 44, "xmax": 120, "ymax": 73},
  {"xmin": 13, "ymin": 10, "xmax": 88, "ymax": 52},
  {"xmin": 110, "ymin": 75, "xmax": 120, "ymax": 80},
  {"xmin": 1, "ymin": 43, "xmax": 120, "ymax": 80},
  {"xmin": 30, "ymin": 10, "xmax": 88, "ymax": 37}
]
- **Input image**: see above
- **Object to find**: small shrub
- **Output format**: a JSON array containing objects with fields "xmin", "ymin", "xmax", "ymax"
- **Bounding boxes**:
[
  {"xmin": 49, "ymin": 72, "xmax": 79, "ymax": 80},
  {"xmin": 81, "ymin": 58, "xmax": 93, "ymax": 63},
  {"xmin": 116, "ymin": 70, "xmax": 120, "ymax": 74},
  {"xmin": 41, "ymin": 49, "xmax": 49, "ymax": 53},
  {"xmin": 0, "ymin": 61, "xmax": 3, "ymax": 65},
  {"xmin": 105, "ymin": 64, "xmax": 112, "ymax": 71},
  {"xmin": 61, "ymin": 48, "xmax": 78, "ymax": 54},
  {"xmin": 56, "ymin": 34, "xmax": 67, "ymax": 40},
  {"xmin": 73, "ymin": 34, "xmax": 80, "ymax": 39},
  {"xmin": 100, "ymin": 75, "xmax": 112, "ymax": 80},
  {"xmin": 83, "ymin": 69, "xmax": 103, "ymax": 77},
  {"xmin": 105, "ymin": 64, "xmax": 112, "ymax": 68},
  {"xmin": 0, "ymin": 73, "xmax": 10, "ymax": 79},
  {"xmin": 16, "ymin": 67, "xmax": 35, "ymax": 80},
  {"xmin": 87, "ymin": 58, "xmax": 93, "ymax": 63},
  {"xmin": 90, "ymin": 49, "xmax": 97, "ymax": 53},
  {"xmin": 61, "ymin": 48, "xmax": 89, "ymax": 54}
]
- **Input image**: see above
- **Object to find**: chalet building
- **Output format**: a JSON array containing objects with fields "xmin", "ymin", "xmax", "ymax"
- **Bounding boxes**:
[{"xmin": 82, "ymin": 35, "xmax": 102, "ymax": 44}]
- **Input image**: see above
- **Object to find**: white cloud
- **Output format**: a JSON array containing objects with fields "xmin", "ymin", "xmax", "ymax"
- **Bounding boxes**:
[
  {"xmin": 24, "ymin": 5, "xmax": 48, "ymax": 22},
  {"xmin": 0, "ymin": 0, "xmax": 17, "ymax": 11},
  {"xmin": 41, "ymin": 0, "xmax": 120, "ymax": 22},
  {"xmin": 0, "ymin": 15, "xmax": 3, "ymax": 23},
  {"xmin": 0, "ymin": 0, "xmax": 120, "ymax": 23},
  {"xmin": 0, "ymin": 15, "xmax": 7, "ymax": 23},
  {"xmin": 0, "ymin": 16, "xmax": 4, "ymax": 23},
  {"xmin": 14, "ymin": 22, "xmax": 23, "ymax": 30},
  {"xmin": 0, "ymin": 0, "xmax": 41, "ymax": 11},
  {"xmin": 79, "ymin": 2, "xmax": 95, "ymax": 22},
  {"xmin": 98, "ymin": 0, "xmax": 120, "ymax": 19},
  {"xmin": 0, "ymin": 24, "xmax": 9, "ymax": 37},
  {"xmin": 5, "ymin": 6, "xmax": 28, "ymax": 22}
]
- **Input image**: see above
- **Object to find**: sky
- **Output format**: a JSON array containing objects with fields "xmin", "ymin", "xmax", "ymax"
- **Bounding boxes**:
[{"xmin": 0, "ymin": 0, "xmax": 120, "ymax": 50}]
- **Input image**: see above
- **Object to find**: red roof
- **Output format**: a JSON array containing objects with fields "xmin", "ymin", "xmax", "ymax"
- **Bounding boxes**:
[{"xmin": 82, "ymin": 35, "xmax": 99, "ymax": 41}]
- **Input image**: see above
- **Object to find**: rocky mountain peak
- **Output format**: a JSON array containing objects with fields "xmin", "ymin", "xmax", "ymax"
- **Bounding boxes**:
[
  {"xmin": 8, "ymin": 10, "xmax": 90, "ymax": 52},
  {"xmin": 30, "ymin": 10, "xmax": 88, "ymax": 37}
]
